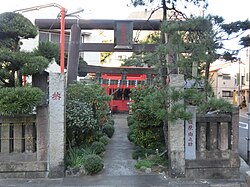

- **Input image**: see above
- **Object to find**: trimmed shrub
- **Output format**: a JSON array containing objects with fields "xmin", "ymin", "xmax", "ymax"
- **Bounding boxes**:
[
  {"xmin": 0, "ymin": 87, "xmax": 44, "ymax": 115},
  {"xmin": 127, "ymin": 115, "xmax": 134, "ymax": 126},
  {"xmin": 102, "ymin": 123, "xmax": 115, "ymax": 138},
  {"xmin": 91, "ymin": 141, "xmax": 105, "ymax": 154},
  {"xmin": 84, "ymin": 154, "xmax": 104, "ymax": 175},
  {"xmin": 99, "ymin": 135, "xmax": 110, "ymax": 146},
  {"xmin": 66, "ymin": 100, "xmax": 97, "ymax": 147},
  {"xmin": 107, "ymin": 118, "xmax": 115, "ymax": 126}
]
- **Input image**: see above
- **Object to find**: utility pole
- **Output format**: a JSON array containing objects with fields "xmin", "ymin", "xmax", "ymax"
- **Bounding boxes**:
[{"xmin": 247, "ymin": 51, "xmax": 250, "ymax": 164}]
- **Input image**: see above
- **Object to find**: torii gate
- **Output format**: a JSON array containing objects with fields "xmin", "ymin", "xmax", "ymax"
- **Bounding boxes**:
[{"xmin": 35, "ymin": 19, "xmax": 161, "ymax": 84}]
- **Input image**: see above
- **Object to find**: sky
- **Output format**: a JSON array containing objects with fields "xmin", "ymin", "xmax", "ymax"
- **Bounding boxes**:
[
  {"xmin": 0, "ymin": 0, "xmax": 249, "ymax": 57},
  {"xmin": 1, "ymin": 0, "xmax": 249, "ymax": 22}
]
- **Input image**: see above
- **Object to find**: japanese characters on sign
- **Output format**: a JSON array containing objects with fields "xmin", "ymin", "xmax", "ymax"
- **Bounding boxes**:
[
  {"xmin": 187, "ymin": 120, "xmax": 194, "ymax": 147},
  {"xmin": 185, "ymin": 106, "xmax": 196, "ymax": 160},
  {"xmin": 51, "ymin": 91, "xmax": 61, "ymax": 100}
]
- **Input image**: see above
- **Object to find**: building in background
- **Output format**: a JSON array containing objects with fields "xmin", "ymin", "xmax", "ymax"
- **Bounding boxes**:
[
  {"xmin": 241, "ymin": 46, "xmax": 250, "ymax": 106},
  {"xmin": 209, "ymin": 59, "xmax": 245, "ymax": 105}
]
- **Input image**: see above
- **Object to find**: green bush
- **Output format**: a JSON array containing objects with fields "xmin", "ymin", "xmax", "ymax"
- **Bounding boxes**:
[
  {"xmin": 66, "ymin": 100, "xmax": 98, "ymax": 147},
  {"xmin": 135, "ymin": 159, "xmax": 155, "ymax": 169},
  {"xmin": 102, "ymin": 123, "xmax": 115, "ymax": 138},
  {"xmin": 0, "ymin": 87, "xmax": 44, "ymax": 115},
  {"xmin": 127, "ymin": 115, "xmax": 135, "ymax": 126},
  {"xmin": 67, "ymin": 82, "xmax": 111, "ymax": 127},
  {"xmin": 197, "ymin": 97, "xmax": 233, "ymax": 114},
  {"xmin": 127, "ymin": 128, "xmax": 136, "ymax": 143},
  {"xmin": 107, "ymin": 118, "xmax": 115, "ymax": 126},
  {"xmin": 134, "ymin": 155, "xmax": 168, "ymax": 170},
  {"xmin": 66, "ymin": 147, "xmax": 88, "ymax": 168},
  {"xmin": 130, "ymin": 126, "xmax": 164, "ymax": 149},
  {"xmin": 99, "ymin": 135, "xmax": 110, "ymax": 145},
  {"xmin": 132, "ymin": 148, "xmax": 156, "ymax": 160},
  {"xmin": 84, "ymin": 154, "xmax": 104, "ymax": 175},
  {"xmin": 91, "ymin": 141, "xmax": 105, "ymax": 154}
]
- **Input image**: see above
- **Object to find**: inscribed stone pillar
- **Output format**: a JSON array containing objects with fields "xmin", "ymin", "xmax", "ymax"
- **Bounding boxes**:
[
  {"xmin": 48, "ymin": 73, "xmax": 65, "ymax": 178},
  {"xmin": 168, "ymin": 74, "xmax": 185, "ymax": 177},
  {"xmin": 185, "ymin": 106, "xmax": 196, "ymax": 160}
]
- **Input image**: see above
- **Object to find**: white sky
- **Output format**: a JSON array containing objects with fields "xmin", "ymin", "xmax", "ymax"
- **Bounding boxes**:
[
  {"xmin": 0, "ymin": 0, "xmax": 249, "ymax": 57},
  {"xmin": 0, "ymin": 0, "xmax": 249, "ymax": 22}
]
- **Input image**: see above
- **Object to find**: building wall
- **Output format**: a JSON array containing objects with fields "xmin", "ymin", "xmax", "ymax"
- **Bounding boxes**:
[{"xmin": 210, "ymin": 60, "xmax": 244, "ymax": 104}]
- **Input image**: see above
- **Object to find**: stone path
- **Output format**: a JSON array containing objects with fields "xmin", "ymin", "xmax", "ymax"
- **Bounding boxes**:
[{"xmin": 101, "ymin": 114, "xmax": 142, "ymax": 176}]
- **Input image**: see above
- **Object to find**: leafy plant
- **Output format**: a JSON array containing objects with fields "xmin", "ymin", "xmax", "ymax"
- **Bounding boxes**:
[
  {"xmin": 134, "ymin": 154, "xmax": 168, "ymax": 170},
  {"xmin": 99, "ymin": 135, "xmax": 110, "ymax": 146},
  {"xmin": 66, "ymin": 100, "xmax": 97, "ymax": 147},
  {"xmin": 0, "ymin": 87, "xmax": 44, "ymax": 115},
  {"xmin": 67, "ymin": 82, "xmax": 111, "ymax": 127},
  {"xmin": 102, "ymin": 123, "xmax": 115, "ymax": 138},
  {"xmin": 135, "ymin": 159, "xmax": 155, "ymax": 170},
  {"xmin": 84, "ymin": 154, "xmax": 104, "ymax": 175},
  {"xmin": 132, "ymin": 148, "xmax": 156, "ymax": 160},
  {"xmin": 91, "ymin": 141, "xmax": 105, "ymax": 155},
  {"xmin": 66, "ymin": 147, "xmax": 87, "ymax": 168}
]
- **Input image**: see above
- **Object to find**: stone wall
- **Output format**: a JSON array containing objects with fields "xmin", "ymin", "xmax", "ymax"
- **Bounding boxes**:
[
  {"xmin": 185, "ymin": 109, "xmax": 240, "ymax": 179},
  {"xmin": 0, "ymin": 106, "xmax": 49, "ymax": 178}
]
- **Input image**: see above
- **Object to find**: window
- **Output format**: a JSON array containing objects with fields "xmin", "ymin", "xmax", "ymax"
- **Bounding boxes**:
[
  {"xmin": 242, "ymin": 76, "xmax": 245, "ymax": 85},
  {"xmin": 222, "ymin": 74, "xmax": 231, "ymax": 80},
  {"xmin": 222, "ymin": 90, "xmax": 233, "ymax": 97}
]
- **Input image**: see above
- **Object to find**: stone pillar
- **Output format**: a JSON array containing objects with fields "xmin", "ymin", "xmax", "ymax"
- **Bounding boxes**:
[
  {"xmin": 36, "ymin": 105, "xmax": 49, "ymax": 161},
  {"xmin": 168, "ymin": 74, "xmax": 185, "ymax": 177},
  {"xmin": 185, "ymin": 106, "xmax": 196, "ymax": 160},
  {"xmin": 48, "ymin": 73, "xmax": 65, "ymax": 178}
]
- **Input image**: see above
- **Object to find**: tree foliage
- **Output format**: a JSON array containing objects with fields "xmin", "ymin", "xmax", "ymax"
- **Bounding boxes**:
[
  {"xmin": 0, "ymin": 12, "xmax": 50, "ymax": 87},
  {"xmin": 0, "ymin": 12, "xmax": 37, "ymax": 51}
]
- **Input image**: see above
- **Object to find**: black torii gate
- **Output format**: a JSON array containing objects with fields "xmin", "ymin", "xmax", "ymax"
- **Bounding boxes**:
[{"xmin": 35, "ymin": 19, "xmax": 161, "ymax": 84}]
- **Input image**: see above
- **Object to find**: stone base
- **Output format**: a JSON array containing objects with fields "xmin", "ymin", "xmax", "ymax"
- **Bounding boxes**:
[
  {"xmin": 186, "ymin": 158, "xmax": 240, "ymax": 179},
  {"xmin": 186, "ymin": 167, "xmax": 240, "ymax": 179},
  {"xmin": 48, "ymin": 165, "xmax": 65, "ymax": 178},
  {"xmin": 0, "ymin": 171, "xmax": 48, "ymax": 178}
]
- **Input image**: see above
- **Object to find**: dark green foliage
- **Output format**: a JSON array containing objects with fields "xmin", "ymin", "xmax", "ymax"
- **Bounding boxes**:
[
  {"xmin": 107, "ymin": 118, "xmax": 115, "ymax": 126},
  {"xmin": 0, "ymin": 12, "xmax": 50, "ymax": 87},
  {"xmin": 66, "ymin": 100, "xmax": 97, "ymax": 146},
  {"xmin": 128, "ymin": 86, "xmax": 165, "ymax": 149},
  {"xmin": 34, "ymin": 41, "xmax": 60, "ymax": 62},
  {"xmin": 67, "ymin": 82, "xmax": 111, "ymax": 126},
  {"xmin": 102, "ymin": 123, "xmax": 115, "ymax": 138},
  {"xmin": 66, "ymin": 147, "xmax": 98, "ymax": 168},
  {"xmin": 197, "ymin": 97, "xmax": 233, "ymax": 114},
  {"xmin": 66, "ymin": 147, "xmax": 89, "ymax": 168},
  {"xmin": 132, "ymin": 148, "xmax": 156, "ymax": 160},
  {"xmin": 66, "ymin": 82, "xmax": 111, "ymax": 147},
  {"xmin": 99, "ymin": 135, "xmax": 110, "ymax": 146},
  {"xmin": 127, "ymin": 115, "xmax": 134, "ymax": 126},
  {"xmin": 91, "ymin": 141, "xmax": 105, "ymax": 155},
  {"xmin": 135, "ymin": 159, "xmax": 155, "ymax": 169},
  {"xmin": 134, "ymin": 154, "xmax": 168, "ymax": 170},
  {"xmin": 0, "ymin": 87, "xmax": 44, "ymax": 115},
  {"xmin": 0, "ymin": 12, "xmax": 37, "ymax": 41},
  {"xmin": 84, "ymin": 154, "xmax": 104, "ymax": 175},
  {"xmin": 22, "ymin": 55, "xmax": 50, "ymax": 75}
]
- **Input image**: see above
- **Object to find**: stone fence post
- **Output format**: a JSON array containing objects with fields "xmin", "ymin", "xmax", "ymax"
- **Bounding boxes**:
[
  {"xmin": 168, "ymin": 74, "xmax": 185, "ymax": 177},
  {"xmin": 48, "ymin": 73, "xmax": 66, "ymax": 178}
]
